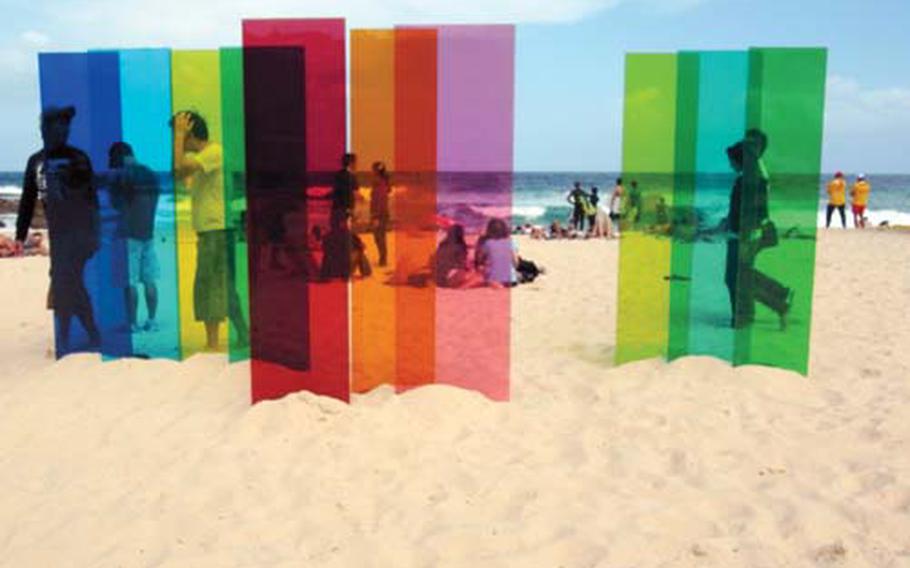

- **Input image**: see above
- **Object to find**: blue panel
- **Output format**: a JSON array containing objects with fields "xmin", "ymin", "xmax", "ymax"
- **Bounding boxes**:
[
  {"xmin": 38, "ymin": 53, "xmax": 100, "ymax": 357},
  {"xmin": 87, "ymin": 50, "xmax": 132, "ymax": 359},
  {"xmin": 119, "ymin": 49, "xmax": 181, "ymax": 359}
]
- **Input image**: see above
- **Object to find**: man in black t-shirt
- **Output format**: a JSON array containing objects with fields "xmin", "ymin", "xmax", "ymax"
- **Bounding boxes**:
[
  {"xmin": 109, "ymin": 142, "xmax": 160, "ymax": 333},
  {"xmin": 16, "ymin": 105, "xmax": 101, "ymax": 353},
  {"xmin": 331, "ymin": 153, "xmax": 358, "ymax": 223}
]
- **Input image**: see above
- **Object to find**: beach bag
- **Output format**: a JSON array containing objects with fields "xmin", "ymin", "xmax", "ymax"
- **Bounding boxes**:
[{"xmin": 759, "ymin": 220, "xmax": 778, "ymax": 248}]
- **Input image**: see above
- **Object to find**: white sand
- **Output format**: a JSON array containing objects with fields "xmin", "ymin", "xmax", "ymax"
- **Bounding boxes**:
[{"xmin": 0, "ymin": 230, "xmax": 908, "ymax": 567}]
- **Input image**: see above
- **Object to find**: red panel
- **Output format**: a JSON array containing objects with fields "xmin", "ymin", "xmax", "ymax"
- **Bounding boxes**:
[
  {"xmin": 243, "ymin": 19, "xmax": 349, "ymax": 403},
  {"xmin": 394, "ymin": 28, "xmax": 437, "ymax": 391}
]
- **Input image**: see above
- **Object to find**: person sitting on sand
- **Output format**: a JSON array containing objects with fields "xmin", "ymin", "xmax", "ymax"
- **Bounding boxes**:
[
  {"xmin": 434, "ymin": 224, "xmax": 482, "ymax": 288},
  {"xmin": 548, "ymin": 219, "xmax": 564, "ymax": 239},
  {"xmin": 320, "ymin": 213, "xmax": 371, "ymax": 280},
  {"xmin": 476, "ymin": 218, "xmax": 518, "ymax": 287},
  {"xmin": 0, "ymin": 233, "xmax": 47, "ymax": 258},
  {"xmin": 851, "ymin": 174, "xmax": 871, "ymax": 229}
]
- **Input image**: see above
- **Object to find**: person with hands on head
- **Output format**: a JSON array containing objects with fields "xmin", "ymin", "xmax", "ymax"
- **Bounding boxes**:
[{"xmin": 172, "ymin": 110, "xmax": 249, "ymax": 351}]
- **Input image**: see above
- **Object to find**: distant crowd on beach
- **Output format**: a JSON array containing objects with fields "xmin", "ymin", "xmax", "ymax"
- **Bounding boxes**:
[
  {"xmin": 825, "ymin": 171, "xmax": 872, "ymax": 229},
  {"xmin": 517, "ymin": 177, "xmax": 636, "ymax": 240}
]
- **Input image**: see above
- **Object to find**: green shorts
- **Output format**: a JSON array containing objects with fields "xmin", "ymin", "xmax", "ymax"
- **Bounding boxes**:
[{"xmin": 194, "ymin": 230, "xmax": 228, "ymax": 322}]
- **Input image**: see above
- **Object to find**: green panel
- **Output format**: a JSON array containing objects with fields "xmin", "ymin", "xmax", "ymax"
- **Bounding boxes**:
[
  {"xmin": 685, "ymin": 51, "xmax": 749, "ymax": 362},
  {"xmin": 666, "ymin": 52, "xmax": 699, "ymax": 360},
  {"xmin": 733, "ymin": 48, "xmax": 827, "ymax": 374},
  {"xmin": 220, "ymin": 48, "xmax": 251, "ymax": 362},
  {"xmin": 616, "ymin": 54, "xmax": 677, "ymax": 365}
]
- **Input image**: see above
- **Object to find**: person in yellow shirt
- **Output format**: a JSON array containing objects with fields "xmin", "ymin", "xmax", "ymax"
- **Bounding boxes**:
[
  {"xmin": 825, "ymin": 171, "xmax": 847, "ymax": 228},
  {"xmin": 173, "ymin": 111, "xmax": 248, "ymax": 351},
  {"xmin": 851, "ymin": 173, "xmax": 871, "ymax": 229}
]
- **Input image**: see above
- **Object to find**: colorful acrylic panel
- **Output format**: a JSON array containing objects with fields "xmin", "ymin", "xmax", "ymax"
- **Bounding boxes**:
[
  {"xmin": 243, "ymin": 19, "xmax": 350, "ymax": 403},
  {"xmin": 36, "ymin": 52, "xmax": 102, "ymax": 358},
  {"xmin": 616, "ymin": 53, "xmax": 678, "ymax": 366},
  {"xmin": 617, "ymin": 48, "xmax": 826, "ymax": 375},
  {"xmin": 118, "ymin": 49, "xmax": 182, "ymax": 360},
  {"xmin": 393, "ymin": 27, "xmax": 438, "ymax": 392},
  {"xmin": 434, "ymin": 25, "xmax": 515, "ymax": 401},
  {"xmin": 350, "ymin": 30, "xmax": 397, "ymax": 393}
]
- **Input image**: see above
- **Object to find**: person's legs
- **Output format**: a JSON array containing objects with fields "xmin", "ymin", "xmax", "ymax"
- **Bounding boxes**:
[
  {"xmin": 145, "ymin": 283, "xmax": 158, "ymax": 322},
  {"xmin": 195, "ymin": 231, "xmax": 229, "ymax": 350},
  {"xmin": 837, "ymin": 205, "xmax": 846, "ymax": 228},
  {"xmin": 72, "ymin": 250, "xmax": 100, "ymax": 346},
  {"xmin": 373, "ymin": 215, "xmax": 388, "ymax": 266},
  {"xmin": 125, "ymin": 286, "xmax": 138, "ymax": 327},
  {"xmin": 825, "ymin": 204, "xmax": 834, "ymax": 228},
  {"xmin": 204, "ymin": 321, "xmax": 220, "ymax": 351}
]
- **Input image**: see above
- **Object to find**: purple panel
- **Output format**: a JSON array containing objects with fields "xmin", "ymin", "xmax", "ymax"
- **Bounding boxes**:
[{"xmin": 437, "ymin": 25, "xmax": 515, "ymax": 173}]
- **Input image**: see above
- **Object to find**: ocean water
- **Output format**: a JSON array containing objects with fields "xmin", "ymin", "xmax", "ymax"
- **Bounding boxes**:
[{"xmin": 2, "ymin": 171, "xmax": 908, "ymax": 231}]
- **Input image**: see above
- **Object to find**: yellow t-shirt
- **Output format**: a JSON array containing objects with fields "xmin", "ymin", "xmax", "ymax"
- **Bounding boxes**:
[
  {"xmin": 188, "ymin": 143, "xmax": 226, "ymax": 233},
  {"xmin": 851, "ymin": 181, "xmax": 870, "ymax": 207},
  {"xmin": 827, "ymin": 178, "xmax": 846, "ymax": 206}
]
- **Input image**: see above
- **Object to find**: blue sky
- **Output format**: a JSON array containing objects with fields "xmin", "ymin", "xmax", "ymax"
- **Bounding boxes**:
[{"xmin": 0, "ymin": 0, "xmax": 908, "ymax": 172}]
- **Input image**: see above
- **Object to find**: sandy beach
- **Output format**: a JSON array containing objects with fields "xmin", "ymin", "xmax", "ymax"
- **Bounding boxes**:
[{"xmin": 0, "ymin": 229, "xmax": 908, "ymax": 567}]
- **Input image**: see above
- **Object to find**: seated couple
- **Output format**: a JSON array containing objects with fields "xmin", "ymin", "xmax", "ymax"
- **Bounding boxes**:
[{"xmin": 435, "ymin": 219, "xmax": 543, "ymax": 289}]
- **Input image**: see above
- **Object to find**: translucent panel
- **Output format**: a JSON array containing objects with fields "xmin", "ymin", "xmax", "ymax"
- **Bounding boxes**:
[
  {"xmin": 616, "ymin": 54, "xmax": 677, "ymax": 365},
  {"xmin": 86, "ymin": 51, "xmax": 132, "ymax": 359},
  {"xmin": 618, "ymin": 48, "xmax": 825, "ymax": 376},
  {"xmin": 681, "ymin": 51, "xmax": 749, "ymax": 362},
  {"xmin": 243, "ymin": 19, "xmax": 350, "ymax": 403},
  {"xmin": 394, "ymin": 27, "xmax": 438, "ymax": 391},
  {"xmin": 666, "ymin": 51, "xmax": 699, "ymax": 361},
  {"xmin": 434, "ymin": 25, "xmax": 514, "ymax": 401},
  {"xmin": 219, "ymin": 48, "xmax": 251, "ymax": 362},
  {"xmin": 733, "ymin": 48, "xmax": 827, "ymax": 374},
  {"xmin": 119, "ymin": 49, "xmax": 181, "ymax": 360},
  {"xmin": 37, "ymin": 53, "xmax": 102, "ymax": 358},
  {"xmin": 350, "ymin": 30, "xmax": 397, "ymax": 393},
  {"xmin": 170, "ymin": 50, "xmax": 229, "ymax": 358}
]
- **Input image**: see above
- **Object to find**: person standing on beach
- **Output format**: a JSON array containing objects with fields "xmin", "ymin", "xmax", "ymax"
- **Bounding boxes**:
[
  {"xmin": 608, "ymin": 178, "xmax": 625, "ymax": 238},
  {"xmin": 332, "ymin": 153, "xmax": 358, "ymax": 224},
  {"xmin": 172, "ymin": 110, "xmax": 248, "ymax": 351},
  {"xmin": 370, "ymin": 161, "xmax": 391, "ymax": 267},
  {"xmin": 108, "ymin": 142, "xmax": 160, "ymax": 332},
  {"xmin": 16, "ymin": 105, "xmax": 101, "ymax": 353},
  {"xmin": 851, "ymin": 174, "xmax": 871, "ymax": 229},
  {"xmin": 566, "ymin": 182, "xmax": 588, "ymax": 231},
  {"xmin": 587, "ymin": 187, "xmax": 600, "ymax": 232},
  {"xmin": 826, "ymin": 171, "xmax": 847, "ymax": 229}
]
